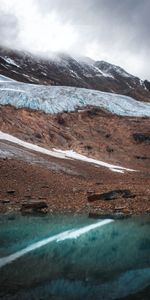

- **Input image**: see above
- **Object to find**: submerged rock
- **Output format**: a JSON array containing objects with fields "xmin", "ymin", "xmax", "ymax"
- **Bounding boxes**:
[{"xmin": 89, "ymin": 212, "xmax": 131, "ymax": 220}]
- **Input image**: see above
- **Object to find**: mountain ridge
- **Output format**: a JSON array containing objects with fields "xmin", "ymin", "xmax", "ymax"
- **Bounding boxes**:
[{"xmin": 0, "ymin": 46, "xmax": 150, "ymax": 103}]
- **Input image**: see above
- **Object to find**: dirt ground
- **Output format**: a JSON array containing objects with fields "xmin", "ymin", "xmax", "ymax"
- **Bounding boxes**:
[
  {"xmin": 0, "ymin": 105, "xmax": 149, "ymax": 216},
  {"xmin": 0, "ymin": 142, "xmax": 149, "ymax": 215}
]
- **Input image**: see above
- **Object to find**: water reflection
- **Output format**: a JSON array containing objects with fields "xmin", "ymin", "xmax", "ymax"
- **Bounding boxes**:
[{"xmin": 0, "ymin": 214, "xmax": 150, "ymax": 299}]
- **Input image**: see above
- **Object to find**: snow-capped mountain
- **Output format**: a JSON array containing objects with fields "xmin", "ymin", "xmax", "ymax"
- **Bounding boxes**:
[{"xmin": 0, "ymin": 46, "xmax": 150, "ymax": 103}]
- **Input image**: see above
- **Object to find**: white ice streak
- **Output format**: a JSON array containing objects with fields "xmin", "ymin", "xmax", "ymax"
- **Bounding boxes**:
[
  {"xmin": 1, "ymin": 57, "xmax": 20, "ymax": 68},
  {"xmin": 57, "ymin": 219, "xmax": 113, "ymax": 241},
  {"xmin": 0, "ymin": 75, "xmax": 15, "ymax": 83},
  {"xmin": 0, "ymin": 88, "xmax": 26, "ymax": 93},
  {"xmin": 0, "ymin": 131, "xmax": 68, "ymax": 160},
  {"xmin": 0, "ymin": 78, "xmax": 150, "ymax": 117},
  {"xmin": 0, "ymin": 131, "xmax": 135, "ymax": 173},
  {"xmin": 54, "ymin": 149, "xmax": 135, "ymax": 173},
  {"xmin": 0, "ymin": 219, "xmax": 113, "ymax": 268}
]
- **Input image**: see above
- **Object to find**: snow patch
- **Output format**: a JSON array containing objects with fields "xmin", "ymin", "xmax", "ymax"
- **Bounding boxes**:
[
  {"xmin": 2, "ymin": 57, "xmax": 20, "ymax": 68},
  {"xmin": 0, "ymin": 131, "xmax": 135, "ymax": 173},
  {"xmin": 53, "ymin": 149, "xmax": 135, "ymax": 173},
  {"xmin": 0, "ymin": 131, "xmax": 68, "ymax": 160}
]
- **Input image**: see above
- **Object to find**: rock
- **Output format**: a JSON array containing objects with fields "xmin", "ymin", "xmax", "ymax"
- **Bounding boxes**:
[
  {"xmin": 7, "ymin": 190, "xmax": 15, "ymax": 195},
  {"xmin": 133, "ymin": 133, "xmax": 150, "ymax": 143},
  {"xmin": 21, "ymin": 200, "xmax": 48, "ymax": 213},
  {"xmin": 41, "ymin": 185, "xmax": 49, "ymax": 188},
  {"xmin": 87, "ymin": 189, "xmax": 135, "ymax": 202},
  {"xmin": 112, "ymin": 212, "xmax": 131, "ymax": 220},
  {"xmin": 7, "ymin": 215, "xmax": 16, "ymax": 220},
  {"xmin": 25, "ymin": 195, "xmax": 32, "ymax": 198},
  {"xmin": 87, "ymin": 190, "xmax": 95, "ymax": 195},
  {"xmin": 72, "ymin": 188, "xmax": 81, "ymax": 193},
  {"xmin": 135, "ymin": 156, "xmax": 148, "ymax": 160},
  {"xmin": 88, "ymin": 212, "xmax": 104, "ymax": 219},
  {"xmin": 89, "ymin": 212, "xmax": 131, "ymax": 220},
  {"xmin": 1, "ymin": 199, "xmax": 10, "ymax": 204},
  {"xmin": 34, "ymin": 132, "xmax": 42, "ymax": 139},
  {"xmin": 106, "ymin": 146, "xmax": 114, "ymax": 153},
  {"xmin": 114, "ymin": 206, "xmax": 126, "ymax": 210},
  {"xmin": 144, "ymin": 80, "xmax": 150, "ymax": 91}
]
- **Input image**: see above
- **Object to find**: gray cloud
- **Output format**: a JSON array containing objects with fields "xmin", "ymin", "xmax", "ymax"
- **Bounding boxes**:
[
  {"xmin": 0, "ymin": 11, "xmax": 19, "ymax": 47},
  {"xmin": 0, "ymin": 0, "xmax": 149, "ymax": 79}
]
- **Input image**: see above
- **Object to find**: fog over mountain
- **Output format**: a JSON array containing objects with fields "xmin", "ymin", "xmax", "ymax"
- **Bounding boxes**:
[{"xmin": 0, "ymin": 0, "xmax": 149, "ymax": 79}]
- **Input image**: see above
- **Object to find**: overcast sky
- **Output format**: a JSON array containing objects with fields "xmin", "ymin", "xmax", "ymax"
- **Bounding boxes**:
[{"xmin": 0, "ymin": 0, "xmax": 149, "ymax": 79}]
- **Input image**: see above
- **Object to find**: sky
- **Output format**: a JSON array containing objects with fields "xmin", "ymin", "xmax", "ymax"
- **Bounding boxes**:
[{"xmin": 0, "ymin": 0, "xmax": 149, "ymax": 80}]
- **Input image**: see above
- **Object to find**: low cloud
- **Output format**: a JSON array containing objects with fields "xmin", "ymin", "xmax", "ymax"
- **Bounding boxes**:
[
  {"xmin": 0, "ymin": 11, "xmax": 19, "ymax": 47},
  {"xmin": 0, "ymin": 0, "xmax": 149, "ymax": 79}
]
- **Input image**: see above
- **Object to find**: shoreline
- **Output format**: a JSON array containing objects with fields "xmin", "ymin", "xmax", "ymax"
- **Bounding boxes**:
[
  {"xmin": 0, "ymin": 200, "xmax": 150, "ymax": 219},
  {"xmin": 0, "ymin": 208, "xmax": 150, "ymax": 223}
]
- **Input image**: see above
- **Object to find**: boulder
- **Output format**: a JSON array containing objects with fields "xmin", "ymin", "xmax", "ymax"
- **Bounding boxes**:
[
  {"xmin": 21, "ymin": 200, "xmax": 48, "ymax": 213},
  {"xmin": 1, "ymin": 199, "xmax": 10, "ymax": 204},
  {"xmin": 7, "ymin": 190, "xmax": 15, "ymax": 195},
  {"xmin": 133, "ymin": 133, "xmax": 150, "ymax": 143},
  {"xmin": 87, "ymin": 189, "xmax": 135, "ymax": 202},
  {"xmin": 144, "ymin": 80, "xmax": 150, "ymax": 91}
]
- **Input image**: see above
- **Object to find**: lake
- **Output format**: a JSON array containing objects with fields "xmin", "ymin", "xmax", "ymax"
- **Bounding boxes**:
[{"xmin": 0, "ymin": 213, "xmax": 150, "ymax": 299}]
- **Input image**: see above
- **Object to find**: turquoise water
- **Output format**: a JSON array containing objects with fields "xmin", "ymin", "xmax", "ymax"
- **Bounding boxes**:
[{"xmin": 0, "ymin": 214, "xmax": 150, "ymax": 299}]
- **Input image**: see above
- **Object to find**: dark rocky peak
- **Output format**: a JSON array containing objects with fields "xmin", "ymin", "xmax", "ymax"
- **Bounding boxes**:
[
  {"xmin": 0, "ymin": 46, "xmax": 150, "ymax": 102},
  {"xmin": 95, "ymin": 60, "xmax": 134, "ymax": 79},
  {"xmin": 144, "ymin": 80, "xmax": 150, "ymax": 91}
]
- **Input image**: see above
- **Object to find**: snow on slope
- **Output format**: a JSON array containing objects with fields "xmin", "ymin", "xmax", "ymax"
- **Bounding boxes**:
[
  {"xmin": 0, "ymin": 57, "xmax": 20, "ymax": 68},
  {"xmin": 0, "ymin": 77, "xmax": 150, "ymax": 117},
  {"xmin": 0, "ymin": 131, "xmax": 135, "ymax": 173},
  {"xmin": 0, "ymin": 75, "xmax": 15, "ymax": 83},
  {"xmin": 96, "ymin": 61, "xmax": 133, "ymax": 78}
]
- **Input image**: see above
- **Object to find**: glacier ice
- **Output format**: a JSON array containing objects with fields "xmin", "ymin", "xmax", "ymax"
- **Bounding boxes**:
[{"xmin": 0, "ymin": 76, "xmax": 150, "ymax": 117}]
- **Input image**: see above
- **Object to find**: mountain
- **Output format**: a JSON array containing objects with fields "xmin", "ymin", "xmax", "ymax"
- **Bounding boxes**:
[
  {"xmin": 0, "ymin": 46, "xmax": 150, "ymax": 103},
  {"xmin": 0, "ymin": 47, "xmax": 150, "ymax": 216}
]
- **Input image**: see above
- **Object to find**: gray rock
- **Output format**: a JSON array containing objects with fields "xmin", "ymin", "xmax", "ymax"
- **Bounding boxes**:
[
  {"xmin": 87, "ymin": 189, "xmax": 135, "ymax": 202},
  {"xmin": 21, "ymin": 200, "xmax": 48, "ymax": 213}
]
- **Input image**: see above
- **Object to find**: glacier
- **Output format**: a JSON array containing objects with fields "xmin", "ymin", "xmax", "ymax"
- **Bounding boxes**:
[{"xmin": 0, "ymin": 76, "xmax": 150, "ymax": 117}]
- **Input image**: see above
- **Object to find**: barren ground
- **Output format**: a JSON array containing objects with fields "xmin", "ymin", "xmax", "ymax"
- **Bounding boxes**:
[{"xmin": 0, "ymin": 105, "xmax": 149, "ymax": 215}]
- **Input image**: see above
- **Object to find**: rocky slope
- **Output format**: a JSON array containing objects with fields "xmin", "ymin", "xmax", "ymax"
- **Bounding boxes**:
[
  {"xmin": 0, "ymin": 102, "xmax": 150, "ymax": 215},
  {"xmin": 1, "ymin": 105, "xmax": 149, "ymax": 170},
  {"xmin": 0, "ymin": 143, "xmax": 149, "ymax": 215},
  {"xmin": 0, "ymin": 46, "xmax": 150, "ymax": 103}
]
